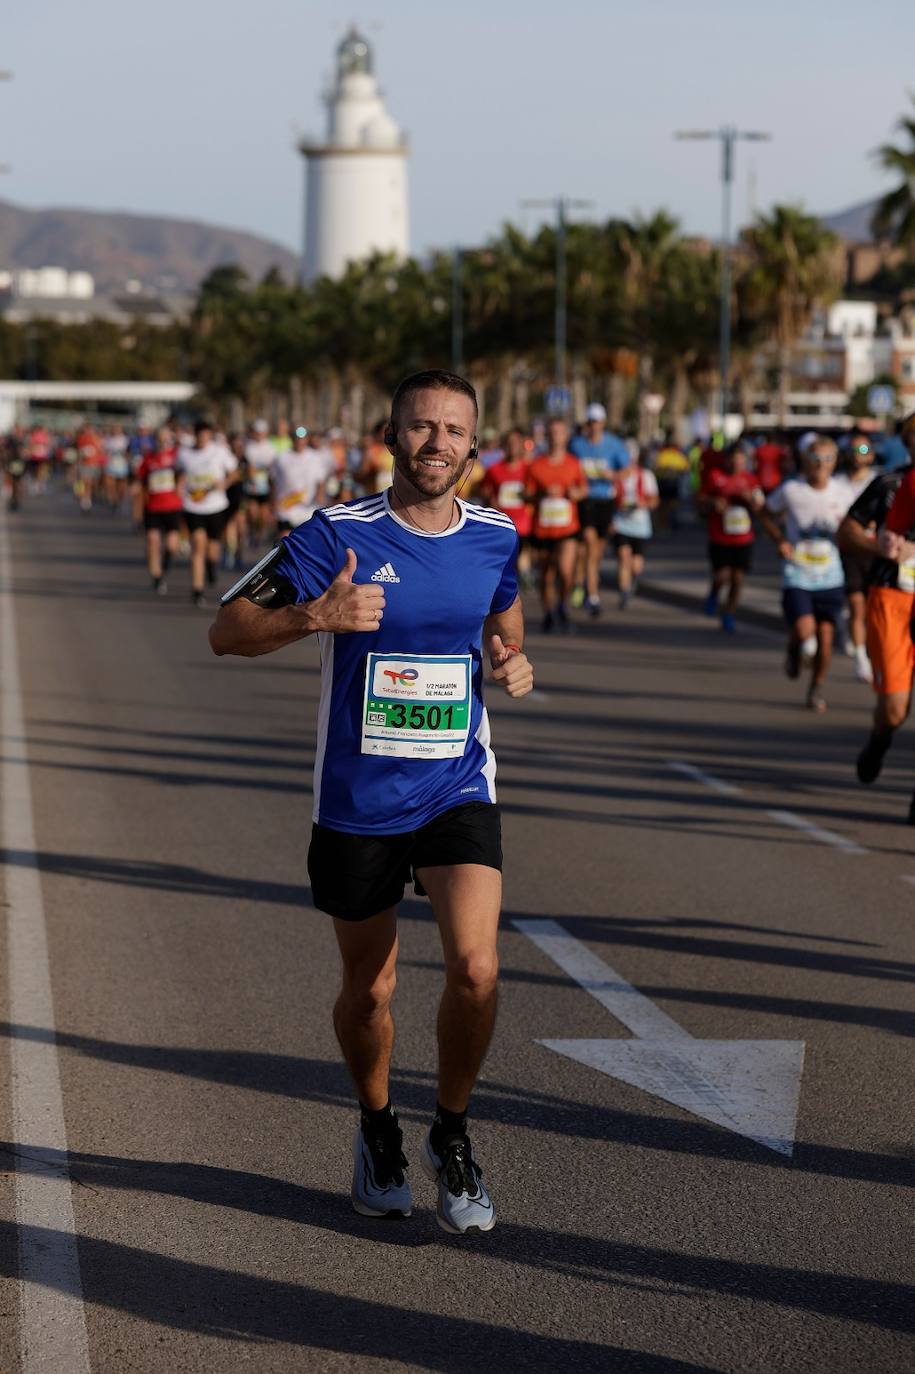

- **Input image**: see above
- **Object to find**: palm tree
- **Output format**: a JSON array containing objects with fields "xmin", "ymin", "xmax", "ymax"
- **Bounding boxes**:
[
  {"xmin": 872, "ymin": 94, "xmax": 915, "ymax": 248},
  {"xmin": 743, "ymin": 206, "xmax": 843, "ymax": 425}
]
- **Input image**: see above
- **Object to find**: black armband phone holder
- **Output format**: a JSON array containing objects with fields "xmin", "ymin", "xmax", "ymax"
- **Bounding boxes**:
[{"xmin": 220, "ymin": 546, "xmax": 298, "ymax": 609}]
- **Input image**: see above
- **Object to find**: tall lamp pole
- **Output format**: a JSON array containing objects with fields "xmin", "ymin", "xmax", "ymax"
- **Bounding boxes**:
[
  {"xmin": 451, "ymin": 245, "xmax": 463, "ymax": 374},
  {"xmin": 675, "ymin": 127, "xmax": 771, "ymax": 436},
  {"xmin": 522, "ymin": 196, "xmax": 593, "ymax": 396}
]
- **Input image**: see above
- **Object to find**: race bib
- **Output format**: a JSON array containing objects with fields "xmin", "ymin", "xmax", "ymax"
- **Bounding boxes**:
[
  {"xmin": 723, "ymin": 506, "xmax": 751, "ymax": 536},
  {"xmin": 248, "ymin": 470, "xmax": 270, "ymax": 496},
  {"xmin": 187, "ymin": 476, "xmax": 215, "ymax": 503},
  {"xmin": 794, "ymin": 538, "xmax": 833, "ymax": 568},
  {"xmin": 148, "ymin": 468, "xmax": 176, "ymax": 495},
  {"xmin": 497, "ymin": 480, "xmax": 524, "ymax": 509},
  {"xmin": 898, "ymin": 559, "xmax": 915, "ymax": 594},
  {"xmin": 538, "ymin": 496, "xmax": 573, "ymax": 529},
  {"xmin": 361, "ymin": 653, "xmax": 472, "ymax": 759},
  {"xmin": 280, "ymin": 491, "xmax": 307, "ymax": 510}
]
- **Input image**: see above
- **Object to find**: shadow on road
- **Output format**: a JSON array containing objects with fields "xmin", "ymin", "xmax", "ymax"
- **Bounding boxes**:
[
  {"xmin": 0, "ymin": 1027, "xmax": 910, "ymax": 1189},
  {"xmin": 0, "ymin": 1216, "xmax": 718, "ymax": 1372},
  {"xmin": 1, "ymin": 1145, "xmax": 912, "ymax": 1336}
]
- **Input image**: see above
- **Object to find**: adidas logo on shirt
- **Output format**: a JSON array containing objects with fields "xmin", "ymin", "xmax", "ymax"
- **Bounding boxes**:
[{"xmin": 370, "ymin": 562, "xmax": 401, "ymax": 583}]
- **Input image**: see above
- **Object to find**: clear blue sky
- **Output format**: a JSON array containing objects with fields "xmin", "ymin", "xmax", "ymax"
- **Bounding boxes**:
[{"xmin": 4, "ymin": 0, "xmax": 913, "ymax": 258}]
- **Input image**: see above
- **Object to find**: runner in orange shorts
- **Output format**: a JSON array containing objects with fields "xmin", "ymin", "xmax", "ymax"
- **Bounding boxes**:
[{"xmin": 841, "ymin": 412, "xmax": 915, "ymax": 818}]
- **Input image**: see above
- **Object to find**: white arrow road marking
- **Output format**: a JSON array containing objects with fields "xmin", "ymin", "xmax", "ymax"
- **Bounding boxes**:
[{"xmin": 514, "ymin": 919, "xmax": 806, "ymax": 1158}]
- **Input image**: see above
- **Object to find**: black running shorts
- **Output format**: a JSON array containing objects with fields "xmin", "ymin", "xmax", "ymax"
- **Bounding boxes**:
[
  {"xmin": 185, "ymin": 510, "xmax": 228, "ymax": 539},
  {"xmin": 709, "ymin": 541, "xmax": 753, "ymax": 573},
  {"xmin": 308, "ymin": 801, "xmax": 502, "ymax": 922},
  {"xmin": 143, "ymin": 510, "xmax": 182, "ymax": 534},
  {"xmin": 578, "ymin": 497, "xmax": 615, "ymax": 538}
]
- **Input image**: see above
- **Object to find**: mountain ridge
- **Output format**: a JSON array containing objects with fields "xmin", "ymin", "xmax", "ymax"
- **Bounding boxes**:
[{"xmin": 0, "ymin": 198, "xmax": 300, "ymax": 294}]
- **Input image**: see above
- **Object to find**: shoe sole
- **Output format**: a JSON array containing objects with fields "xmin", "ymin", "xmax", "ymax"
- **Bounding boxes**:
[
  {"xmin": 351, "ymin": 1198, "xmax": 412, "ymax": 1219},
  {"xmin": 420, "ymin": 1142, "xmax": 496, "ymax": 1234}
]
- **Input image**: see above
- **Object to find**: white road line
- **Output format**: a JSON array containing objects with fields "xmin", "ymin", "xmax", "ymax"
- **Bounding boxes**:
[
  {"xmin": 1, "ymin": 513, "xmax": 91, "ymax": 1374},
  {"xmin": 765, "ymin": 809, "xmax": 867, "ymax": 856},
  {"xmin": 666, "ymin": 760, "xmax": 742, "ymax": 797},
  {"xmin": 513, "ymin": 917, "xmax": 688, "ymax": 1040},
  {"xmin": 667, "ymin": 759, "xmax": 868, "ymax": 855}
]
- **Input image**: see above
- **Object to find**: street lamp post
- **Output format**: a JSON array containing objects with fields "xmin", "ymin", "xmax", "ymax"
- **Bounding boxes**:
[
  {"xmin": 451, "ymin": 245, "xmax": 463, "ymax": 374},
  {"xmin": 675, "ymin": 127, "xmax": 771, "ymax": 437},
  {"xmin": 522, "ymin": 196, "xmax": 594, "ymax": 398}
]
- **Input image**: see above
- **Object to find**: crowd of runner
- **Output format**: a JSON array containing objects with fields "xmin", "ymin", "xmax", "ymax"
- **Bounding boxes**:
[{"xmin": 3, "ymin": 405, "xmax": 915, "ymax": 810}]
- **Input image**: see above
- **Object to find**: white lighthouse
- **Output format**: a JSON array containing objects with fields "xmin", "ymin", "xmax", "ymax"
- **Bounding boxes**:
[{"xmin": 299, "ymin": 28, "xmax": 409, "ymax": 283}]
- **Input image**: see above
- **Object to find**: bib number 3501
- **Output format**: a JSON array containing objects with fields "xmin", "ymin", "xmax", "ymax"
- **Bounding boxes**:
[{"xmin": 361, "ymin": 653, "xmax": 473, "ymax": 759}]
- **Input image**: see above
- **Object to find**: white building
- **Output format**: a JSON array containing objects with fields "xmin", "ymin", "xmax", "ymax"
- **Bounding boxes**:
[{"xmin": 299, "ymin": 28, "xmax": 409, "ymax": 283}]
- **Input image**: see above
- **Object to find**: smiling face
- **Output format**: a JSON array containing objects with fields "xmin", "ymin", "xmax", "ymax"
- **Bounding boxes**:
[{"xmin": 391, "ymin": 386, "xmax": 477, "ymax": 499}]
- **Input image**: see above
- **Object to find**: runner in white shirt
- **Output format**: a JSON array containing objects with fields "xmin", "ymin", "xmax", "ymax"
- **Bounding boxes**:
[
  {"xmin": 612, "ymin": 450, "xmax": 659, "ymax": 610},
  {"xmin": 244, "ymin": 419, "xmax": 276, "ymax": 548},
  {"xmin": 760, "ymin": 437, "xmax": 850, "ymax": 712},
  {"xmin": 177, "ymin": 420, "xmax": 237, "ymax": 607},
  {"xmin": 271, "ymin": 426, "xmax": 328, "ymax": 533},
  {"xmin": 103, "ymin": 424, "xmax": 130, "ymax": 511},
  {"xmin": 835, "ymin": 432, "xmax": 878, "ymax": 682}
]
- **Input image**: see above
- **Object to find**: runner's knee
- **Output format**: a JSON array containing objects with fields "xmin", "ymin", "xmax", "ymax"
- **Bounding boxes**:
[
  {"xmin": 341, "ymin": 966, "xmax": 396, "ymax": 1020},
  {"xmin": 445, "ymin": 949, "xmax": 499, "ymax": 997}
]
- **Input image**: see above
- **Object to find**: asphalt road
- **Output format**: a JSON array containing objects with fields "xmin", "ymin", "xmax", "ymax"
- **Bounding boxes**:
[{"xmin": 1, "ymin": 489, "xmax": 913, "ymax": 1374}]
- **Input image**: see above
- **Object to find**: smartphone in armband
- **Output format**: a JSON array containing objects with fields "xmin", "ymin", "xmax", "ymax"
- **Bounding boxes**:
[{"xmin": 220, "ymin": 546, "xmax": 297, "ymax": 609}]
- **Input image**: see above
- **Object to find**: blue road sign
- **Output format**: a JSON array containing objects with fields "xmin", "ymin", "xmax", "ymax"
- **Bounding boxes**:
[
  {"xmin": 867, "ymin": 384, "xmax": 895, "ymax": 416},
  {"xmin": 545, "ymin": 385, "xmax": 572, "ymax": 415}
]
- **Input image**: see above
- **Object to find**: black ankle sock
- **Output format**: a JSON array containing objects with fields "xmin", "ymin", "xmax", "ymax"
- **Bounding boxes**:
[
  {"xmin": 870, "ymin": 728, "xmax": 893, "ymax": 753},
  {"xmin": 360, "ymin": 1100, "xmax": 396, "ymax": 1131},
  {"xmin": 431, "ymin": 1103, "xmax": 467, "ymax": 1143}
]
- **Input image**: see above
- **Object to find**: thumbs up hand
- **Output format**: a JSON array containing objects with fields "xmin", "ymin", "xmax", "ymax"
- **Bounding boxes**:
[{"xmin": 310, "ymin": 548, "xmax": 385, "ymax": 633}]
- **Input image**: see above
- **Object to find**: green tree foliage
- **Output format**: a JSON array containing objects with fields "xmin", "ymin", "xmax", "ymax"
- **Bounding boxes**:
[
  {"xmin": 0, "ymin": 205, "xmax": 851, "ymax": 430},
  {"xmin": 872, "ymin": 94, "xmax": 915, "ymax": 247}
]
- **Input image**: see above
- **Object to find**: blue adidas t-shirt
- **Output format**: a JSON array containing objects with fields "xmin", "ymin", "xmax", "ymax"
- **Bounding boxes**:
[
  {"xmin": 273, "ymin": 491, "xmax": 520, "ymax": 835},
  {"xmin": 569, "ymin": 432, "xmax": 629, "ymax": 498}
]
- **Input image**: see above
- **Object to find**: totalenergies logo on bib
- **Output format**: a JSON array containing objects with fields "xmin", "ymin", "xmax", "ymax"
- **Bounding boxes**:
[{"xmin": 383, "ymin": 667, "xmax": 419, "ymax": 686}]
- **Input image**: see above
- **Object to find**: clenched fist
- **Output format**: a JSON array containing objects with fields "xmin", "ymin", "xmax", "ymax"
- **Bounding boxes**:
[{"xmin": 488, "ymin": 635, "xmax": 534, "ymax": 698}]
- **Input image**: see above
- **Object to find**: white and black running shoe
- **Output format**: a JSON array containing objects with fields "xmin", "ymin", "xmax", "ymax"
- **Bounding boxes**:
[
  {"xmin": 350, "ymin": 1117, "xmax": 412, "ymax": 1218},
  {"xmin": 421, "ymin": 1129, "xmax": 495, "ymax": 1234}
]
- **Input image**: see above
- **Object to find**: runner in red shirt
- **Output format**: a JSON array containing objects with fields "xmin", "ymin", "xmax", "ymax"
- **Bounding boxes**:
[
  {"xmin": 74, "ymin": 425, "xmax": 106, "ymax": 512},
  {"xmin": 700, "ymin": 442, "xmax": 764, "ymax": 633},
  {"xmin": 525, "ymin": 418, "xmax": 586, "ymax": 632},
  {"xmin": 753, "ymin": 433, "xmax": 788, "ymax": 495},
  {"xmin": 137, "ymin": 426, "xmax": 184, "ymax": 595},
  {"xmin": 481, "ymin": 427, "xmax": 533, "ymax": 586}
]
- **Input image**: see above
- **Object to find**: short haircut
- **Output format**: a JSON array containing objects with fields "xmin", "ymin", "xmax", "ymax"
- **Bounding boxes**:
[
  {"xmin": 390, "ymin": 370, "xmax": 478, "ymax": 425},
  {"xmin": 809, "ymin": 436, "xmax": 837, "ymax": 460}
]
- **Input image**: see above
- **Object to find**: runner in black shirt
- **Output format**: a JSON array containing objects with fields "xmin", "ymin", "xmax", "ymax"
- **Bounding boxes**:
[{"xmin": 840, "ymin": 416, "xmax": 915, "ymax": 812}]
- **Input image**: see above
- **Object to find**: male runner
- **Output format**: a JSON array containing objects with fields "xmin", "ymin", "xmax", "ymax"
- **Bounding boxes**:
[
  {"xmin": 271, "ymin": 425, "xmax": 328, "ymax": 533},
  {"xmin": 836, "ymin": 431, "xmax": 878, "ymax": 682},
  {"xmin": 850, "ymin": 412, "xmax": 915, "ymax": 814},
  {"xmin": 760, "ymin": 437, "xmax": 849, "ymax": 712},
  {"xmin": 209, "ymin": 370, "xmax": 533, "ymax": 1234},
  {"xmin": 480, "ymin": 427, "xmax": 533, "ymax": 586},
  {"xmin": 178, "ymin": 420, "xmax": 237, "ymax": 607},
  {"xmin": 526, "ymin": 418, "xmax": 586, "ymax": 632},
  {"xmin": 244, "ymin": 420, "xmax": 276, "ymax": 547},
  {"xmin": 700, "ymin": 441, "xmax": 764, "ymax": 634},
  {"xmin": 611, "ymin": 446, "xmax": 659, "ymax": 610},
  {"xmin": 137, "ymin": 426, "xmax": 183, "ymax": 594},
  {"xmin": 569, "ymin": 404, "xmax": 626, "ymax": 615}
]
